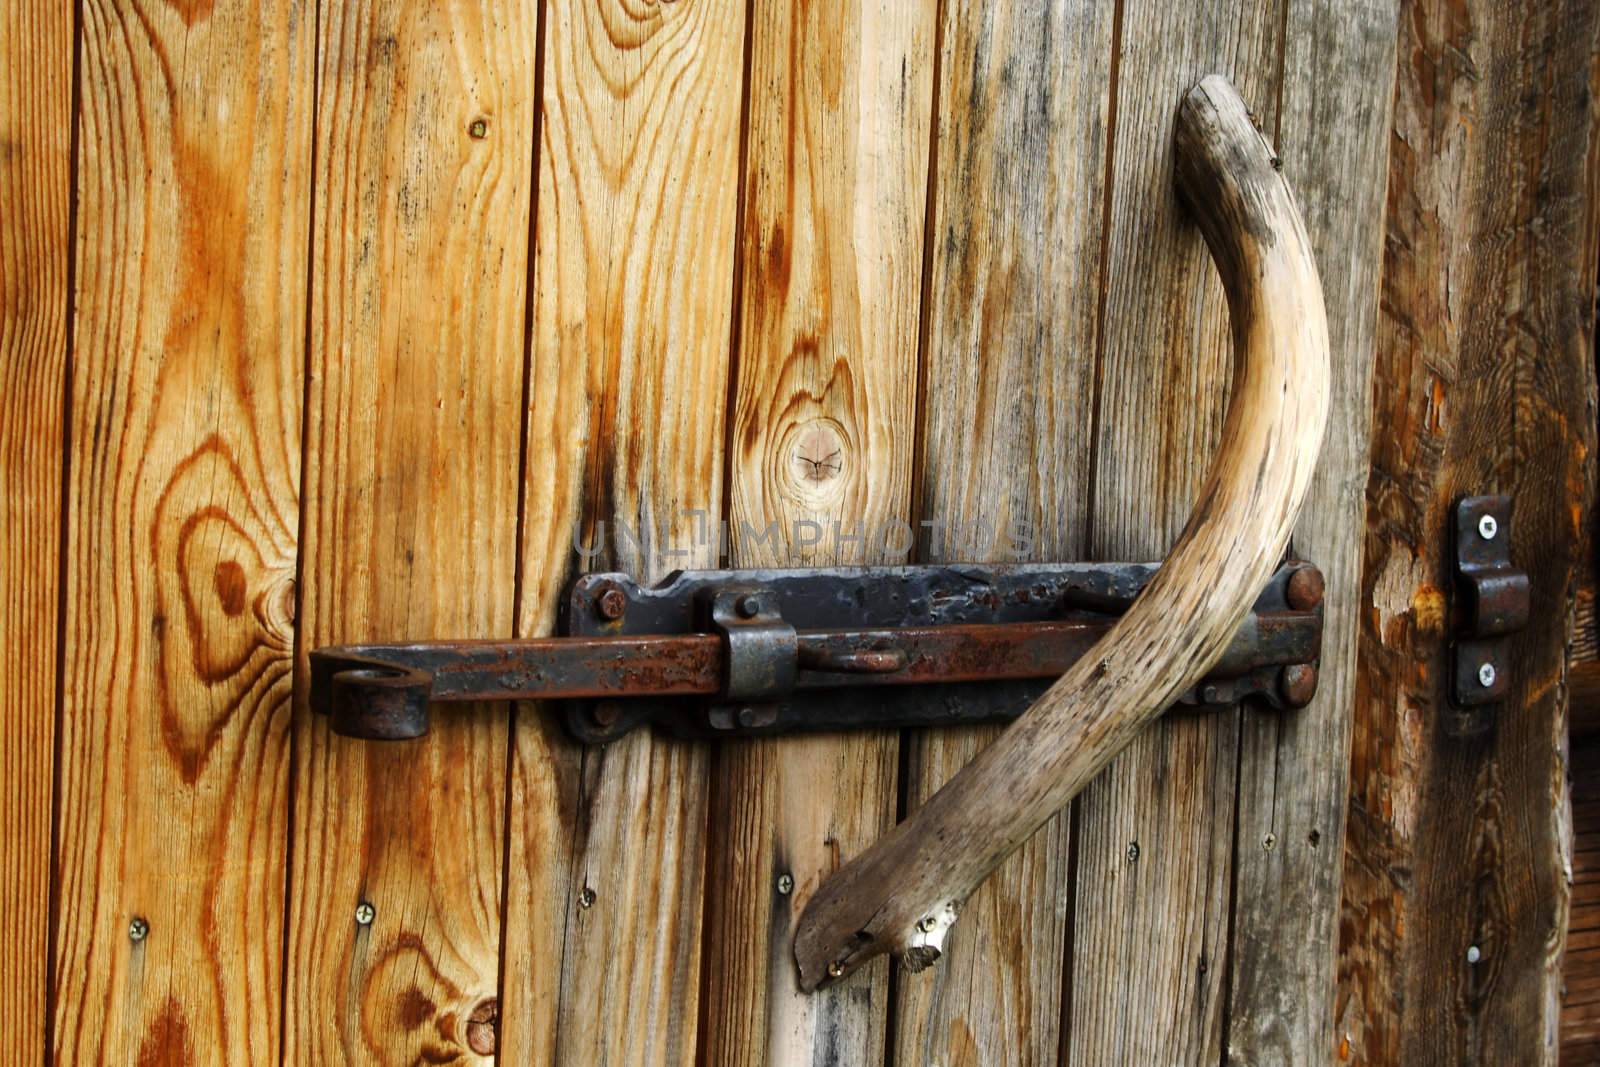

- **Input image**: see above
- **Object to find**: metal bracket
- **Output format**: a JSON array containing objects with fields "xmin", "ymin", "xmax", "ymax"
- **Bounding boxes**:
[
  {"xmin": 1450, "ymin": 496, "xmax": 1530, "ymax": 722},
  {"xmin": 310, "ymin": 559, "xmax": 1325, "ymax": 743}
]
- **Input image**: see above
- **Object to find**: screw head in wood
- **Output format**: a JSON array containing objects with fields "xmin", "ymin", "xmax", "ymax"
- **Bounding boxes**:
[
  {"xmin": 128, "ymin": 916, "xmax": 149, "ymax": 942},
  {"xmin": 1126, "ymin": 841, "xmax": 1140, "ymax": 863},
  {"xmin": 579, "ymin": 887, "xmax": 596, "ymax": 910},
  {"xmin": 1478, "ymin": 662, "xmax": 1497, "ymax": 688},
  {"xmin": 1467, "ymin": 945, "xmax": 1482, "ymax": 964},
  {"xmin": 776, "ymin": 874, "xmax": 794, "ymax": 895},
  {"xmin": 917, "ymin": 916, "xmax": 937, "ymax": 933},
  {"xmin": 827, "ymin": 960, "xmax": 845, "ymax": 979},
  {"xmin": 469, "ymin": 118, "xmax": 488, "ymax": 139},
  {"xmin": 1477, "ymin": 514, "xmax": 1498, "ymax": 540},
  {"xmin": 354, "ymin": 901, "xmax": 375, "ymax": 926}
]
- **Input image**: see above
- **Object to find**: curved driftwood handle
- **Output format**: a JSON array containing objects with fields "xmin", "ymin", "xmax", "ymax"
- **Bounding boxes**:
[{"xmin": 793, "ymin": 75, "xmax": 1331, "ymax": 990}]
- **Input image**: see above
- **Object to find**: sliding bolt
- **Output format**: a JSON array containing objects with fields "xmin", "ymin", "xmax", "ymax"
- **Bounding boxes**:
[
  {"xmin": 128, "ymin": 916, "xmax": 149, "ymax": 942},
  {"xmin": 354, "ymin": 901, "xmax": 375, "ymax": 926},
  {"xmin": 1478, "ymin": 662, "xmax": 1497, "ymax": 688},
  {"xmin": 1478, "ymin": 514, "xmax": 1498, "ymax": 541}
]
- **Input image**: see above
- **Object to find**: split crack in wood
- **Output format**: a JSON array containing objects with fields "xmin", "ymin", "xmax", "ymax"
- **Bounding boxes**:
[{"xmin": 792, "ymin": 74, "xmax": 1332, "ymax": 991}]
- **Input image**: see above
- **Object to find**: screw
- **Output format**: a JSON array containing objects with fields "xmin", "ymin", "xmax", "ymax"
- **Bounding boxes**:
[
  {"xmin": 354, "ymin": 901, "xmax": 375, "ymax": 926},
  {"xmin": 128, "ymin": 916, "xmax": 149, "ymax": 942},
  {"xmin": 736, "ymin": 594, "xmax": 762, "ymax": 619},
  {"xmin": 595, "ymin": 583, "xmax": 627, "ymax": 621},
  {"xmin": 579, "ymin": 887, "xmax": 596, "ymax": 910},
  {"xmin": 827, "ymin": 960, "xmax": 845, "ymax": 979},
  {"xmin": 776, "ymin": 873, "xmax": 794, "ymax": 895},
  {"xmin": 1263, "ymin": 833, "xmax": 1277, "ymax": 851},
  {"xmin": 1478, "ymin": 662, "xmax": 1497, "ymax": 688},
  {"xmin": 1286, "ymin": 565, "xmax": 1326, "ymax": 611},
  {"xmin": 1467, "ymin": 945, "xmax": 1482, "ymax": 964},
  {"xmin": 1126, "ymin": 841, "xmax": 1140, "ymax": 863},
  {"xmin": 469, "ymin": 118, "xmax": 488, "ymax": 139},
  {"xmin": 1478, "ymin": 514, "xmax": 1498, "ymax": 540},
  {"xmin": 917, "ymin": 916, "xmax": 937, "ymax": 933}
]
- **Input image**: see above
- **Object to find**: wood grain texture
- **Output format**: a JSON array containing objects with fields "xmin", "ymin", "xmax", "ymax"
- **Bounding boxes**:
[
  {"xmin": 1563, "ymin": 736, "xmax": 1600, "ymax": 1061},
  {"xmin": 698, "ymin": 1, "xmax": 934, "ymax": 1061},
  {"xmin": 795, "ymin": 76, "xmax": 1331, "ymax": 1019},
  {"xmin": 500, "ymin": 0, "xmax": 746, "ymax": 1062},
  {"xmin": 892, "ymin": 0, "xmax": 1114, "ymax": 1062},
  {"xmin": 1336, "ymin": 0, "xmax": 1600, "ymax": 1062},
  {"xmin": 1069, "ymin": 7, "xmax": 1282, "ymax": 1064},
  {"xmin": 0, "ymin": 1, "xmax": 71, "ymax": 1062},
  {"xmin": 52, "ymin": 0, "xmax": 312, "ymax": 1060},
  {"xmin": 1225, "ymin": 2, "xmax": 1397, "ymax": 1063},
  {"xmin": 286, "ymin": 1, "xmax": 536, "ymax": 1061}
]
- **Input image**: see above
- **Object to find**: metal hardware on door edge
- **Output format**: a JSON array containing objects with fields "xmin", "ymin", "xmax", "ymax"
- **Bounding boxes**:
[
  {"xmin": 309, "ymin": 559, "xmax": 1325, "ymax": 742},
  {"xmin": 1449, "ymin": 495, "xmax": 1530, "ymax": 729}
]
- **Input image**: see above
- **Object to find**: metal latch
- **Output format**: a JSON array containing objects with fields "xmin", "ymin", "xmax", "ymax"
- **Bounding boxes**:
[
  {"xmin": 1450, "ymin": 496, "xmax": 1530, "ymax": 725},
  {"xmin": 309, "ymin": 559, "xmax": 1324, "ymax": 742}
]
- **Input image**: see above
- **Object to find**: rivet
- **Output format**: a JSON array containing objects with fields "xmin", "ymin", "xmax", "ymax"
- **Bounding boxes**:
[
  {"xmin": 1478, "ymin": 514, "xmax": 1498, "ymax": 540},
  {"xmin": 128, "ymin": 916, "xmax": 149, "ymax": 942},
  {"xmin": 827, "ymin": 960, "xmax": 845, "ymax": 979},
  {"xmin": 1478, "ymin": 662, "xmax": 1497, "ymax": 688},
  {"xmin": 776, "ymin": 874, "xmax": 794, "ymax": 895},
  {"xmin": 1286, "ymin": 565, "xmax": 1326, "ymax": 611},
  {"xmin": 354, "ymin": 901, "xmax": 375, "ymax": 926},
  {"xmin": 1467, "ymin": 945, "xmax": 1482, "ymax": 964},
  {"xmin": 579, "ymin": 887, "xmax": 596, "ymax": 910},
  {"xmin": 469, "ymin": 118, "xmax": 488, "ymax": 139},
  {"xmin": 917, "ymin": 916, "xmax": 937, "ymax": 933},
  {"xmin": 736, "ymin": 594, "xmax": 762, "ymax": 619},
  {"xmin": 595, "ymin": 583, "xmax": 627, "ymax": 621},
  {"xmin": 1126, "ymin": 841, "xmax": 1140, "ymax": 863}
]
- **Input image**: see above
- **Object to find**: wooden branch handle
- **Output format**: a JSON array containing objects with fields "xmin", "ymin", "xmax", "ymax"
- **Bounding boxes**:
[{"xmin": 793, "ymin": 75, "xmax": 1331, "ymax": 991}]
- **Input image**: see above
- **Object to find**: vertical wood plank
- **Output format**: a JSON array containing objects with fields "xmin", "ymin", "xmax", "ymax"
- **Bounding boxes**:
[
  {"xmin": 286, "ymin": 1, "xmax": 537, "ymax": 1061},
  {"xmin": 0, "ymin": 1, "xmax": 71, "ymax": 1061},
  {"xmin": 52, "ymin": 0, "xmax": 312, "ymax": 1060},
  {"xmin": 1225, "ymin": 2, "xmax": 1398, "ymax": 1062},
  {"xmin": 1336, "ymin": 0, "xmax": 1600, "ymax": 1062},
  {"xmin": 500, "ymin": 0, "xmax": 746, "ymax": 1062},
  {"xmin": 1070, "ymin": 4, "xmax": 1283, "ymax": 1063},
  {"xmin": 893, "ymin": 1, "xmax": 1114, "ymax": 1063},
  {"xmin": 697, "ymin": 1, "xmax": 934, "ymax": 1062}
]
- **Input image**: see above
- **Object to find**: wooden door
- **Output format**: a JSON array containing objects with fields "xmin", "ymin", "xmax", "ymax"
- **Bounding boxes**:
[{"xmin": 5, "ymin": 0, "xmax": 1595, "ymax": 1064}]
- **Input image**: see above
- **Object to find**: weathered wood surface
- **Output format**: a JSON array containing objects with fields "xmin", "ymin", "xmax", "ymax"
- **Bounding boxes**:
[
  {"xmin": 795, "ymin": 73, "xmax": 1333, "ymax": 1013},
  {"xmin": 502, "ymin": 0, "xmax": 745, "ymax": 1062},
  {"xmin": 51, "ymin": 0, "xmax": 312, "ymax": 1061},
  {"xmin": 1564, "ymin": 734, "xmax": 1600, "ymax": 1062},
  {"xmin": 699, "ymin": 0, "xmax": 934, "ymax": 1061},
  {"xmin": 286, "ymin": 1, "xmax": 535, "ymax": 1060},
  {"xmin": 1071, "ymin": 7, "xmax": 1282, "ymax": 1064},
  {"xmin": 1337, "ymin": 0, "xmax": 1600, "ymax": 1063},
  {"xmin": 1226, "ymin": 2, "xmax": 1398, "ymax": 1063},
  {"xmin": 0, "ymin": 1, "xmax": 70, "ymax": 1062},
  {"xmin": 893, "ymin": 0, "xmax": 1113, "ymax": 1062}
]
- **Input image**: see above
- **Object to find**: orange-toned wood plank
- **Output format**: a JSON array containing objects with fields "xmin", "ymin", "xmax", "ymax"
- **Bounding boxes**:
[
  {"xmin": 0, "ymin": 1, "xmax": 71, "ymax": 1061},
  {"xmin": 500, "ymin": 0, "xmax": 746, "ymax": 1061},
  {"xmin": 52, "ymin": 0, "xmax": 312, "ymax": 1059},
  {"xmin": 698, "ymin": 0, "xmax": 934, "ymax": 1062},
  {"xmin": 893, "ymin": 1, "xmax": 1113, "ymax": 1063},
  {"xmin": 285, "ymin": 1, "xmax": 537, "ymax": 1060}
]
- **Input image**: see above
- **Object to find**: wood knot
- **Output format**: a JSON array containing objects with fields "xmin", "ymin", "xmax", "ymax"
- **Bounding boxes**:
[
  {"xmin": 792, "ymin": 422, "xmax": 844, "ymax": 484},
  {"xmin": 466, "ymin": 998, "xmax": 498, "ymax": 1056}
]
